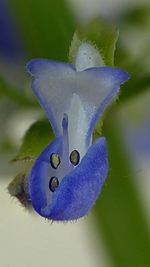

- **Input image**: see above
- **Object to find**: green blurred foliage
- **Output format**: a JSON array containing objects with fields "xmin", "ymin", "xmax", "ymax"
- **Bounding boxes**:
[
  {"xmin": 119, "ymin": 6, "xmax": 150, "ymax": 27},
  {"xmin": 115, "ymin": 6, "xmax": 150, "ymax": 102},
  {"xmin": 10, "ymin": 0, "xmax": 76, "ymax": 61},
  {"xmin": 12, "ymin": 119, "xmax": 54, "ymax": 163},
  {"xmin": 0, "ymin": 76, "xmax": 37, "ymax": 107},
  {"xmin": 93, "ymin": 108, "xmax": 150, "ymax": 267}
]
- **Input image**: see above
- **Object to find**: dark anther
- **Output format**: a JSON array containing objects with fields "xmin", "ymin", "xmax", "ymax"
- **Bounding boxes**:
[
  {"xmin": 49, "ymin": 177, "xmax": 59, "ymax": 192},
  {"xmin": 50, "ymin": 153, "xmax": 61, "ymax": 169},
  {"xmin": 70, "ymin": 150, "xmax": 80, "ymax": 166}
]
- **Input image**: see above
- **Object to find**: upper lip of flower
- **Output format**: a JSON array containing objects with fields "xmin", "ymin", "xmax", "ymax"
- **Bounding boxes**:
[{"xmin": 26, "ymin": 59, "xmax": 129, "ymax": 158}]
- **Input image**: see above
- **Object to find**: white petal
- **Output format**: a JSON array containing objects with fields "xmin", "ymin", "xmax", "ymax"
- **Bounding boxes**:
[{"xmin": 27, "ymin": 59, "xmax": 76, "ymax": 137}]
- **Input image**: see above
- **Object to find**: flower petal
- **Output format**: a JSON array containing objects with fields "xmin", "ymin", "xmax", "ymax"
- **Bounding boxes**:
[
  {"xmin": 29, "ymin": 137, "xmax": 108, "ymax": 220},
  {"xmin": 29, "ymin": 137, "xmax": 62, "ymax": 215},
  {"xmin": 77, "ymin": 67, "xmax": 130, "ymax": 145},
  {"xmin": 27, "ymin": 59, "xmax": 76, "ymax": 137}
]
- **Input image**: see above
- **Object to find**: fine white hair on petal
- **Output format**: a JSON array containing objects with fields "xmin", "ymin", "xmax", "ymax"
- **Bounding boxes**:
[{"xmin": 75, "ymin": 42, "xmax": 105, "ymax": 72}]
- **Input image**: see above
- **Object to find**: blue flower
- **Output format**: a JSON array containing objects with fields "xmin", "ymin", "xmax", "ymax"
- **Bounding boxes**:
[{"xmin": 26, "ymin": 43, "xmax": 129, "ymax": 221}]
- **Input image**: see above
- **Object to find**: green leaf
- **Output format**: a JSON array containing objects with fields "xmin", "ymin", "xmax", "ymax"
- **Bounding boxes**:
[
  {"xmin": 69, "ymin": 18, "xmax": 119, "ymax": 66},
  {"xmin": 10, "ymin": 0, "xmax": 75, "ymax": 61},
  {"xmin": 92, "ymin": 108, "xmax": 150, "ymax": 267},
  {"xmin": 12, "ymin": 119, "xmax": 54, "ymax": 162}
]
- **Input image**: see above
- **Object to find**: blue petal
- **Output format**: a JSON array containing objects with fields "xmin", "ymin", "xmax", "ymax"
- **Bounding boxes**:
[
  {"xmin": 29, "ymin": 137, "xmax": 108, "ymax": 221},
  {"xmin": 29, "ymin": 137, "xmax": 62, "ymax": 214}
]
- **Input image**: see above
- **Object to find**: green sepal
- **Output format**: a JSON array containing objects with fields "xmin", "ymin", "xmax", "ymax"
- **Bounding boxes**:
[{"xmin": 8, "ymin": 173, "xmax": 32, "ymax": 208}]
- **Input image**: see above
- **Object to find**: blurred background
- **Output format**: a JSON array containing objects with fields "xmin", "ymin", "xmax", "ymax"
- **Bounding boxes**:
[{"xmin": 0, "ymin": 0, "xmax": 150, "ymax": 266}]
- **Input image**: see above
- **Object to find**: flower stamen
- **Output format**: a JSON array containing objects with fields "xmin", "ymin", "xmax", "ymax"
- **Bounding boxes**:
[
  {"xmin": 50, "ymin": 153, "xmax": 61, "ymax": 169},
  {"xmin": 49, "ymin": 176, "xmax": 59, "ymax": 192},
  {"xmin": 70, "ymin": 150, "xmax": 80, "ymax": 166}
]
